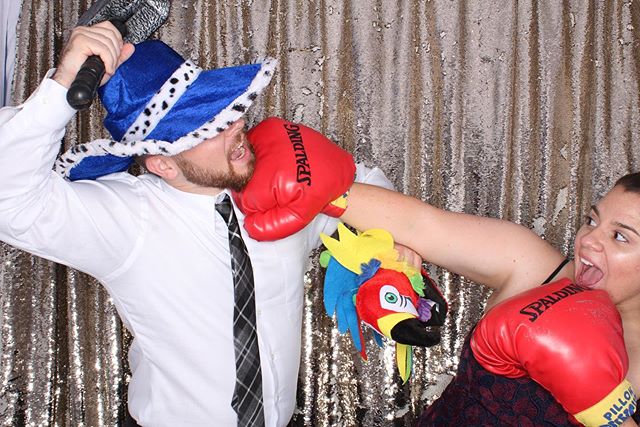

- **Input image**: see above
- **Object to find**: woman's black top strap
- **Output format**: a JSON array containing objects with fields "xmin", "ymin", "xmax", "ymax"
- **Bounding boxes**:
[{"xmin": 542, "ymin": 258, "xmax": 571, "ymax": 284}]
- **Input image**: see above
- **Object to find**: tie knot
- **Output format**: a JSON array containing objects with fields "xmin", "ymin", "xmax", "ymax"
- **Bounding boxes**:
[{"xmin": 216, "ymin": 194, "xmax": 233, "ymax": 221}]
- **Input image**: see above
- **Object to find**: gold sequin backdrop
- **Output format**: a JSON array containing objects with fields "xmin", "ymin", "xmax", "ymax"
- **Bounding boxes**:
[{"xmin": 2, "ymin": 0, "xmax": 640, "ymax": 425}]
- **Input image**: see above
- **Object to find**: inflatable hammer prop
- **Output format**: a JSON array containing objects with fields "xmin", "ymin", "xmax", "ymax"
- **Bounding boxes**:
[{"xmin": 66, "ymin": 0, "xmax": 170, "ymax": 110}]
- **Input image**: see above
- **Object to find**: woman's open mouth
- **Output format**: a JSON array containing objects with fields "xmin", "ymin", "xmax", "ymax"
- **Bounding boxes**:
[{"xmin": 576, "ymin": 257, "xmax": 604, "ymax": 288}]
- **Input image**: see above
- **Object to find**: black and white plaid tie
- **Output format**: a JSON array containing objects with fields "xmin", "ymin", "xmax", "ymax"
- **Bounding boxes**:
[{"xmin": 216, "ymin": 194, "xmax": 265, "ymax": 427}]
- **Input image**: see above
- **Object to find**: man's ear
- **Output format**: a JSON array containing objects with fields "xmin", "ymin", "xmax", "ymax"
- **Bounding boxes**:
[{"xmin": 145, "ymin": 155, "xmax": 180, "ymax": 180}]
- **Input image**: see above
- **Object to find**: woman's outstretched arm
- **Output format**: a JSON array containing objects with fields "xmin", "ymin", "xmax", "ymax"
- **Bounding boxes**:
[{"xmin": 340, "ymin": 183, "xmax": 566, "ymax": 295}]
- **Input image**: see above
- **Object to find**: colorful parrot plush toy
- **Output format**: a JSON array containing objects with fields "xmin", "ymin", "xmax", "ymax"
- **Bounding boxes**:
[{"xmin": 320, "ymin": 223, "xmax": 448, "ymax": 383}]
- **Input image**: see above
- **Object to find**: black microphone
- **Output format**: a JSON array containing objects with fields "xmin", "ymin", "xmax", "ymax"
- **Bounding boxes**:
[{"xmin": 66, "ymin": 19, "xmax": 127, "ymax": 110}]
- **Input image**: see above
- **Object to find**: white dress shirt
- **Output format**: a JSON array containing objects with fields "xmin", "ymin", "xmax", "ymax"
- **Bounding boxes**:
[{"xmin": 0, "ymin": 75, "xmax": 393, "ymax": 426}]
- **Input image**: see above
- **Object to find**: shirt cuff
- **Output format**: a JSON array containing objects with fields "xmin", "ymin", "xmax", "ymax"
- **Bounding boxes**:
[
  {"xmin": 18, "ymin": 69, "xmax": 77, "ymax": 129},
  {"xmin": 354, "ymin": 163, "xmax": 395, "ymax": 191}
]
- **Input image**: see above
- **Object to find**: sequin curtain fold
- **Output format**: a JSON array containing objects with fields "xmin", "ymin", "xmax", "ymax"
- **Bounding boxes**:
[{"xmin": 3, "ymin": 1, "xmax": 640, "ymax": 425}]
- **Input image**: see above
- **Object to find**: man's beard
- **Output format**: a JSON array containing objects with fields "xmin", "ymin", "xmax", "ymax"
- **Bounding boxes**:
[{"xmin": 173, "ymin": 145, "xmax": 255, "ymax": 192}]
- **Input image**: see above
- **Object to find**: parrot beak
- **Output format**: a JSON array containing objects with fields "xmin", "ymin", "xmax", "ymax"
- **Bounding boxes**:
[{"xmin": 390, "ymin": 318, "xmax": 441, "ymax": 347}]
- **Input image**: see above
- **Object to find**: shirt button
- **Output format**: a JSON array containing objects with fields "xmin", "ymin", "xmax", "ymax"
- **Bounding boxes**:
[
  {"xmin": 271, "ymin": 352, "xmax": 277, "ymax": 361},
  {"xmin": 257, "ymin": 309, "xmax": 262, "ymax": 317}
]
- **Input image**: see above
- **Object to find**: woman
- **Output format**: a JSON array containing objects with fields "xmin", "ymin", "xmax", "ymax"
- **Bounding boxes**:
[{"xmin": 340, "ymin": 173, "xmax": 640, "ymax": 426}]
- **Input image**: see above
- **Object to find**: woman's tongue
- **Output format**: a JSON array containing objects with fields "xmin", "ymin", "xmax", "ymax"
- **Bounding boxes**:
[{"xmin": 577, "ymin": 264, "xmax": 604, "ymax": 288}]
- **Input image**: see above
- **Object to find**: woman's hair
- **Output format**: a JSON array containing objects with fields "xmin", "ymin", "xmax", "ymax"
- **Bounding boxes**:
[{"xmin": 614, "ymin": 172, "xmax": 640, "ymax": 194}]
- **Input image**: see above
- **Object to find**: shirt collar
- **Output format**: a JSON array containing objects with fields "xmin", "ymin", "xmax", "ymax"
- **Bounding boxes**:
[{"xmin": 155, "ymin": 177, "xmax": 242, "ymax": 220}]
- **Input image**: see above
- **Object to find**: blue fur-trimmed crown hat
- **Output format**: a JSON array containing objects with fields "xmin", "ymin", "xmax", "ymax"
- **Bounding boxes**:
[{"xmin": 55, "ymin": 40, "xmax": 277, "ymax": 181}]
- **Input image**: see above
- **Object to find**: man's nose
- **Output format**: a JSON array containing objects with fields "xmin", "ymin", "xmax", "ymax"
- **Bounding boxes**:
[{"xmin": 231, "ymin": 118, "xmax": 246, "ymax": 132}]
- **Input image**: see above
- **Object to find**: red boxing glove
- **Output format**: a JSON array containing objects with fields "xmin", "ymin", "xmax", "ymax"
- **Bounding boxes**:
[
  {"xmin": 471, "ymin": 278, "xmax": 637, "ymax": 426},
  {"xmin": 233, "ymin": 117, "xmax": 355, "ymax": 241}
]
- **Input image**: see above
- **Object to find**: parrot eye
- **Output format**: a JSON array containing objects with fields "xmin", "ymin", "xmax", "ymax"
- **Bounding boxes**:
[
  {"xmin": 385, "ymin": 292, "xmax": 398, "ymax": 304},
  {"xmin": 379, "ymin": 284, "xmax": 418, "ymax": 316}
]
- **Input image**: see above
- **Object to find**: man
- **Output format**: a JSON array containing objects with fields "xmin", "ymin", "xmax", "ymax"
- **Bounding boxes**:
[{"xmin": 0, "ymin": 22, "xmax": 392, "ymax": 426}]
